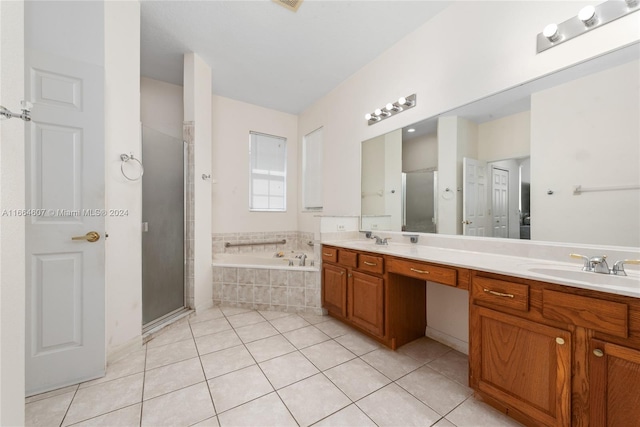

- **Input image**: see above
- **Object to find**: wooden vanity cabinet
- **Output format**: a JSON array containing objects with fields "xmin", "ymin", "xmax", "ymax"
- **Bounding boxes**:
[
  {"xmin": 321, "ymin": 263, "xmax": 347, "ymax": 318},
  {"xmin": 349, "ymin": 270, "xmax": 384, "ymax": 336},
  {"xmin": 471, "ymin": 305, "xmax": 572, "ymax": 427},
  {"xmin": 471, "ymin": 271, "xmax": 640, "ymax": 427},
  {"xmin": 589, "ymin": 339, "xmax": 640, "ymax": 426},
  {"xmin": 321, "ymin": 246, "xmax": 386, "ymax": 340}
]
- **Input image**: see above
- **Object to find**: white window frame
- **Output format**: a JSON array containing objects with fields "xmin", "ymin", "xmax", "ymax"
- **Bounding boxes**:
[{"xmin": 249, "ymin": 131, "xmax": 287, "ymax": 212}]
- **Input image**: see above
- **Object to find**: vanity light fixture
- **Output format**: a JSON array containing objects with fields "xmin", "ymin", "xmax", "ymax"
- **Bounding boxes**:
[
  {"xmin": 543, "ymin": 23, "xmax": 561, "ymax": 42},
  {"xmin": 578, "ymin": 5, "xmax": 597, "ymax": 26},
  {"xmin": 537, "ymin": 0, "xmax": 639, "ymax": 53},
  {"xmin": 365, "ymin": 94, "xmax": 416, "ymax": 126}
]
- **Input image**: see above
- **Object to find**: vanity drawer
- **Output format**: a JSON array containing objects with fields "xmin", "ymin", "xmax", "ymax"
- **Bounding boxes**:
[
  {"xmin": 387, "ymin": 258, "xmax": 457, "ymax": 287},
  {"xmin": 472, "ymin": 276, "xmax": 529, "ymax": 312},
  {"xmin": 338, "ymin": 250, "xmax": 358, "ymax": 268},
  {"xmin": 542, "ymin": 289, "xmax": 628, "ymax": 338},
  {"xmin": 322, "ymin": 247, "xmax": 338, "ymax": 263},
  {"xmin": 358, "ymin": 254, "xmax": 384, "ymax": 275}
]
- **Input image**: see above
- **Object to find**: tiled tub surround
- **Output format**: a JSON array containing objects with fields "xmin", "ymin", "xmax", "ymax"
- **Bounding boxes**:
[{"xmin": 212, "ymin": 231, "xmax": 322, "ymax": 314}]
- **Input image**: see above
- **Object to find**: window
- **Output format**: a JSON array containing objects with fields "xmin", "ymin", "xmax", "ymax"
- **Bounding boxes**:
[
  {"xmin": 249, "ymin": 132, "xmax": 287, "ymax": 211},
  {"xmin": 302, "ymin": 127, "xmax": 323, "ymax": 210}
]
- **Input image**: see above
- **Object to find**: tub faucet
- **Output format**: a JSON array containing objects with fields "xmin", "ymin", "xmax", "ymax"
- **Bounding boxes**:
[{"xmin": 298, "ymin": 253, "xmax": 307, "ymax": 266}]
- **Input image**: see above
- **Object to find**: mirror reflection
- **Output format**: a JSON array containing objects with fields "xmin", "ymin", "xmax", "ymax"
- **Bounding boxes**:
[{"xmin": 361, "ymin": 43, "xmax": 640, "ymax": 247}]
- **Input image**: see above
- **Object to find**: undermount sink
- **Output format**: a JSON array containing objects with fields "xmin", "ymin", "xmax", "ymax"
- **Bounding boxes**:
[{"xmin": 528, "ymin": 266, "xmax": 640, "ymax": 288}]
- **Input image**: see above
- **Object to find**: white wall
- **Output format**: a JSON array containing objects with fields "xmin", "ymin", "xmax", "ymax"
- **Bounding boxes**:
[
  {"xmin": 211, "ymin": 95, "xmax": 298, "ymax": 233},
  {"xmin": 478, "ymin": 110, "xmax": 530, "ymax": 162},
  {"xmin": 184, "ymin": 53, "xmax": 213, "ymax": 311},
  {"xmin": 140, "ymin": 77, "xmax": 183, "ymax": 140},
  {"xmin": 0, "ymin": 1, "xmax": 25, "ymax": 423},
  {"xmin": 532, "ymin": 59, "xmax": 640, "ymax": 247},
  {"xmin": 403, "ymin": 133, "xmax": 437, "ymax": 172},
  {"xmin": 104, "ymin": 0, "xmax": 142, "ymax": 358}
]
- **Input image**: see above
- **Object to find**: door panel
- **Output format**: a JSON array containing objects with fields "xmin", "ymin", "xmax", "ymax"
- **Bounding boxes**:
[
  {"xmin": 25, "ymin": 49, "xmax": 105, "ymax": 396},
  {"xmin": 492, "ymin": 168, "xmax": 509, "ymax": 238},
  {"xmin": 463, "ymin": 158, "xmax": 488, "ymax": 236}
]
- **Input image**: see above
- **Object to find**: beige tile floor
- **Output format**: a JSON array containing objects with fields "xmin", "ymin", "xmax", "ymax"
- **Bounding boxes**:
[{"xmin": 25, "ymin": 306, "xmax": 523, "ymax": 427}]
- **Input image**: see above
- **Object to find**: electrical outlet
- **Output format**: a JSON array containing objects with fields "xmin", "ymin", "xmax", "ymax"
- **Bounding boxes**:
[{"xmin": 337, "ymin": 224, "xmax": 346, "ymax": 231}]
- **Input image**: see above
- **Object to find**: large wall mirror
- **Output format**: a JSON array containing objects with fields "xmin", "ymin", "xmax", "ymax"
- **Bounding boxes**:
[{"xmin": 361, "ymin": 43, "xmax": 640, "ymax": 248}]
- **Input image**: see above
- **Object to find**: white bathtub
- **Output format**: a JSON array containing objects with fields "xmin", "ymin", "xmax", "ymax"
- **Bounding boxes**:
[{"xmin": 212, "ymin": 251, "xmax": 317, "ymax": 271}]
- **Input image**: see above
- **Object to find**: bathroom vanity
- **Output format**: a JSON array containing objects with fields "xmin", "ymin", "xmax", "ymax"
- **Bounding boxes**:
[{"xmin": 321, "ymin": 240, "xmax": 640, "ymax": 427}]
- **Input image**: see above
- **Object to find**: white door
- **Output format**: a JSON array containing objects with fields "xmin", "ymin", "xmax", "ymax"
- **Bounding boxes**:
[
  {"xmin": 492, "ymin": 167, "xmax": 509, "ymax": 238},
  {"xmin": 25, "ymin": 49, "xmax": 105, "ymax": 395},
  {"xmin": 462, "ymin": 157, "xmax": 488, "ymax": 236}
]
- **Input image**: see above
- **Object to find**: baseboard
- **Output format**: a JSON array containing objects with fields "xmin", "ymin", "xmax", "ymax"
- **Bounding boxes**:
[{"xmin": 426, "ymin": 326, "xmax": 469, "ymax": 355}]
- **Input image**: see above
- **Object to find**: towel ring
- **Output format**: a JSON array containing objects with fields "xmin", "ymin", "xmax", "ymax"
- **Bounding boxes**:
[{"xmin": 120, "ymin": 153, "xmax": 144, "ymax": 181}]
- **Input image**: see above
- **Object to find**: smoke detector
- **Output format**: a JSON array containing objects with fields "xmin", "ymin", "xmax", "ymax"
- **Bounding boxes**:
[{"xmin": 272, "ymin": 0, "xmax": 303, "ymax": 13}]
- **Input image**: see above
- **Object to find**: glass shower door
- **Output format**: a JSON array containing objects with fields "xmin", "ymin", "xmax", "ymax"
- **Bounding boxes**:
[{"xmin": 142, "ymin": 126, "xmax": 185, "ymax": 327}]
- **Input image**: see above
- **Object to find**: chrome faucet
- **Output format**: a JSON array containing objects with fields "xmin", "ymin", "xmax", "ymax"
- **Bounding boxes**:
[
  {"xmin": 570, "ymin": 253, "xmax": 640, "ymax": 276},
  {"xmin": 370, "ymin": 235, "xmax": 390, "ymax": 245},
  {"xmin": 589, "ymin": 256, "xmax": 610, "ymax": 274},
  {"xmin": 571, "ymin": 253, "xmax": 609, "ymax": 273},
  {"xmin": 298, "ymin": 253, "xmax": 307, "ymax": 266},
  {"xmin": 612, "ymin": 259, "xmax": 640, "ymax": 276}
]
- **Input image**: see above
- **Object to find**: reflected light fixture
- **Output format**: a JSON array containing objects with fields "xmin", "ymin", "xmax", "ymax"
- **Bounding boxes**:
[
  {"xmin": 537, "ymin": 0, "xmax": 639, "ymax": 53},
  {"xmin": 407, "ymin": 128, "xmax": 416, "ymax": 133},
  {"xmin": 365, "ymin": 94, "xmax": 416, "ymax": 126}
]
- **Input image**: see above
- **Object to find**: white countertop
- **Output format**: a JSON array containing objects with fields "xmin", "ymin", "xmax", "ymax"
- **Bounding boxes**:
[{"xmin": 323, "ymin": 239, "xmax": 640, "ymax": 299}]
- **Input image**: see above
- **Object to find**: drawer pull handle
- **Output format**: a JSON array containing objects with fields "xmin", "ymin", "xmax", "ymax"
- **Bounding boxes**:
[
  {"xmin": 323, "ymin": 253, "xmax": 333, "ymax": 257},
  {"xmin": 410, "ymin": 268, "xmax": 429, "ymax": 274},
  {"xmin": 364, "ymin": 261, "xmax": 377, "ymax": 266},
  {"xmin": 555, "ymin": 337, "xmax": 565, "ymax": 345},
  {"xmin": 593, "ymin": 349, "xmax": 604, "ymax": 357},
  {"xmin": 483, "ymin": 288, "xmax": 514, "ymax": 298}
]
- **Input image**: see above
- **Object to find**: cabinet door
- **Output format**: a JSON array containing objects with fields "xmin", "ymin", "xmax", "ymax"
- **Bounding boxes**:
[
  {"xmin": 590, "ymin": 339, "xmax": 640, "ymax": 427},
  {"xmin": 348, "ymin": 271, "xmax": 384, "ymax": 337},
  {"xmin": 471, "ymin": 306, "xmax": 571, "ymax": 427},
  {"xmin": 322, "ymin": 264, "xmax": 347, "ymax": 318}
]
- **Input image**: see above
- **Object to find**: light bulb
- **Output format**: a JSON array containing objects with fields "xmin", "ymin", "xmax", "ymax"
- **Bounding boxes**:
[
  {"xmin": 374, "ymin": 108, "xmax": 382, "ymax": 116},
  {"xmin": 579, "ymin": 5, "xmax": 596, "ymax": 26},
  {"xmin": 365, "ymin": 113, "xmax": 372, "ymax": 120},
  {"xmin": 543, "ymin": 23, "xmax": 560, "ymax": 42},
  {"xmin": 398, "ymin": 97, "xmax": 407, "ymax": 105},
  {"xmin": 407, "ymin": 128, "xmax": 416, "ymax": 133},
  {"xmin": 386, "ymin": 103, "xmax": 394, "ymax": 111}
]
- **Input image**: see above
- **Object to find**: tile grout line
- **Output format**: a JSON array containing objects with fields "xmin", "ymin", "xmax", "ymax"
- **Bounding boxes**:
[
  {"xmin": 227, "ymin": 310, "xmax": 302, "ymax": 426},
  {"xmin": 57, "ymin": 384, "xmax": 79, "ymax": 427},
  {"xmin": 139, "ymin": 344, "xmax": 148, "ymax": 427},
  {"xmin": 188, "ymin": 316, "xmax": 219, "ymax": 424}
]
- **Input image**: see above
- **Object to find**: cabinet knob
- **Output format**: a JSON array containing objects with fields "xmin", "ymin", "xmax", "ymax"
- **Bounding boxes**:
[
  {"xmin": 593, "ymin": 349, "xmax": 604, "ymax": 357},
  {"xmin": 340, "ymin": 271, "xmax": 344, "ymax": 276},
  {"xmin": 555, "ymin": 337, "xmax": 565, "ymax": 345},
  {"xmin": 348, "ymin": 273, "xmax": 352, "ymax": 278}
]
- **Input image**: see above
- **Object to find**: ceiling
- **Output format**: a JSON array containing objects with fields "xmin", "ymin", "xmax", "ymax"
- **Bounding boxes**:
[{"xmin": 140, "ymin": 0, "xmax": 451, "ymax": 115}]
